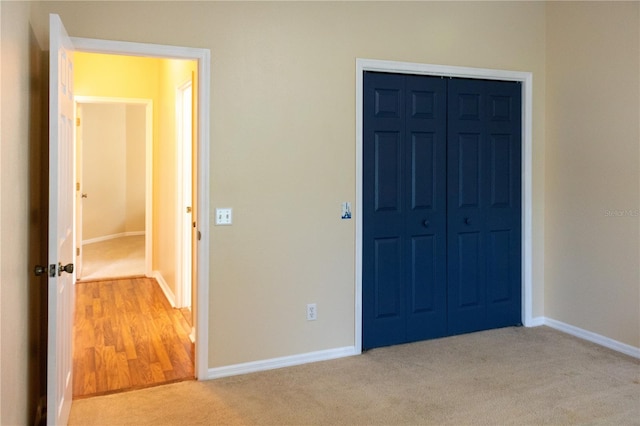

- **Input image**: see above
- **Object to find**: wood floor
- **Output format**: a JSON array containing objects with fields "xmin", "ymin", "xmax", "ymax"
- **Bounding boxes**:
[{"xmin": 73, "ymin": 277, "xmax": 194, "ymax": 398}]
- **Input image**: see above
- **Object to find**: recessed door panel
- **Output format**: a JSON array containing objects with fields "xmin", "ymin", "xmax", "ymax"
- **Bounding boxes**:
[
  {"xmin": 375, "ymin": 89, "xmax": 401, "ymax": 118},
  {"xmin": 373, "ymin": 237, "xmax": 402, "ymax": 319},
  {"xmin": 374, "ymin": 132, "xmax": 402, "ymax": 213},
  {"xmin": 490, "ymin": 134, "xmax": 512, "ymax": 208},
  {"xmin": 457, "ymin": 232, "xmax": 482, "ymax": 308},
  {"xmin": 410, "ymin": 132, "xmax": 435, "ymax": 210},
  {"xmin": 457, "ymin": 133, "xmax": 481, "ymax": 208},
  {"xmin": 487, "ymin": 229, "xmax": 511, "ymax": 303},
  {"xmin": 410, "ymin": 235, "xmax": 437, "ymax": 313}
]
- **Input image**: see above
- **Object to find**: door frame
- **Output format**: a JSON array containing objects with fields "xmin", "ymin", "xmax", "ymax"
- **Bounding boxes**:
[
  {"xmin": 74, "ymin": 97, "xmax": 153, "ymax": 279},
  {"xmin": 355, "ymin": 58, "xmax": 533, "ymax": 353},
  {"xmin": 72, "ymin": 36, "xmax": 211, "ymax": 379}
]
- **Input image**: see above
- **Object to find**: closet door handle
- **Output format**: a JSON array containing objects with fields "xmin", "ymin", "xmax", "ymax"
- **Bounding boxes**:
[
  {"xmin": 422, "ymin": 220, "xmax": 430, "ymax": 228},
  {"xmin": 464, "ymin": 217, "xmax": 471, "ymax": 225}
]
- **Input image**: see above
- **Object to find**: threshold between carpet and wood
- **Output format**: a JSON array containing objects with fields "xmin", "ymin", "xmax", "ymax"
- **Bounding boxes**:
[
  {"xmin": 69, "ymin": 326, "xmax": 639, "ymax": 425},
  {"xmin": 73, "ymin": 277, "xmax": 195, "ymax": 398}
]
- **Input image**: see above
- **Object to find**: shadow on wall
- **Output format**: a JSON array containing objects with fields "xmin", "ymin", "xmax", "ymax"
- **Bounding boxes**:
[{"xmin": 27, "ymin": 25, "xmax": 49, "ymax": 426}]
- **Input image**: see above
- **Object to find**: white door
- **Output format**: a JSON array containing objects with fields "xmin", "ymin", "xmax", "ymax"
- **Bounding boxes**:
[
  {"xmin": 178, "ymin": 81, "xmax": 193, "ymax": 309},
  {"xmin": 48, "ymin": 14, "xmax": 75, "ymax": 426}
]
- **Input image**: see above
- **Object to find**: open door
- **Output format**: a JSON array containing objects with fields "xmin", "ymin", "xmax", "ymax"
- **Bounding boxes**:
[{"xmin": 47, "ymin": 14, "xmax": 75, "ymax": 425}]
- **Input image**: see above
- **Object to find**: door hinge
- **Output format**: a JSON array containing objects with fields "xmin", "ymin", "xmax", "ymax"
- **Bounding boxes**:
[
  {"xmin": 76, "ymin": 117, "xmax": 80, "ymax": 126},
  {"xmin": 76, "ymin": 182, "xmax": 80, "ymax": 191},
  {"xmin": 77, "ymin": 247, "xmax": 80, "ymax": 256}
]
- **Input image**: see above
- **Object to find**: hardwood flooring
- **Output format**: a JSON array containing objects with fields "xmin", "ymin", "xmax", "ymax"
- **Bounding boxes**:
[{"xmin": 73, "ymin": 277, "xmax": 194, "ymax": 398}]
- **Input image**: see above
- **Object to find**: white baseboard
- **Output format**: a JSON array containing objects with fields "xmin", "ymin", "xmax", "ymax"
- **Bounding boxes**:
[
  {"xmin": 202, "ymin": 319, "xmax": 638, "ymax": 381},
  {"xmin": 528, "ymin": 316, "xmax": 546, "ymax": 327},
  {"xmin": 206, "ymin": 346, "xmax": 358, "ymax": 380},
  {"xmin": 540, "ymin": 317, "xmax": 640, "ymax": 359},
  {"xmin": 83, "ymin": 231, "xmax": 145, "ymax": 245},
  {"xmin": 152, "ymin": 270, "xmax": 176, "ymax": 308}
]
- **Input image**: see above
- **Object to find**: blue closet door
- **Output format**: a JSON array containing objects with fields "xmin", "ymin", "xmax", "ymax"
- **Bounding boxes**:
[
  {"xmin": 363, "ymin": 72, "xmax": 407, "ymax": 348},
  {"xmin": 404, "ymin": 75, "xmax": 448, "ymax": 343},
  {"xmin": 363, "ymin": 72, "xmax": 521, "ymax": 350},
  {"xmin": 363, "ymin": 72, "xmax": 447, "ymax": 349},
  {"xmin": 446, "ymin": 78, "xmax": 522, "ymax": 335}
]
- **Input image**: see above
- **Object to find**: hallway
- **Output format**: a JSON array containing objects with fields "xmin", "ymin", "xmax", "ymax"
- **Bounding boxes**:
[{"xmin": 73, "ymin": 277, "xmax": 194, "ymax": 398}]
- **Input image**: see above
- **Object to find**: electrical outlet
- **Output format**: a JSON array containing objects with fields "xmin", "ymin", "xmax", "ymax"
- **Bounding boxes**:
[{"xmin": 306, "ymin": 303, "xmax": 317, "ymax": 321}]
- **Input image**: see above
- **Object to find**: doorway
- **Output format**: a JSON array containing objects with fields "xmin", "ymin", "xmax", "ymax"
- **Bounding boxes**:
[
  {"xmin": 75, "ymin": 98, "xmax": 152, "ymax": 282},
  {"xmin": 71, "ymin": 50, "xmax": 200, "ymax": 396}
]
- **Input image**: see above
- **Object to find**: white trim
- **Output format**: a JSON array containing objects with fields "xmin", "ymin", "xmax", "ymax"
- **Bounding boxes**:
[
  {"xmin": 355, "ymin": 59, "xmax": 534, "ymax": 353},
  {"xmin": 543, "ymin": 317, "xmax": 640, "ymax": 359},
  {"xmin": 207, "ymin": 346, "xmax": 358, "ymax": 379},
  {"xmin": 71, "ymin": 36, "xmax": 211, "ymax": 380},
  {"xmin": 195, "ymin": 49, "xmax": 212, "ymax": 380},
  {"xmin": 75, "ymin": 96, "xmax": 154, "ymax": 277},
  {"xmin": 152, "ymin": 271, "xmax": 176, "ymax": 308},
  {"xmin": 82, "ymin": 231, "xmax": 145, "ymax": 245},
  {"xmin": 529, "ymin": 316, "xmax": 546, "ymax": 327}
]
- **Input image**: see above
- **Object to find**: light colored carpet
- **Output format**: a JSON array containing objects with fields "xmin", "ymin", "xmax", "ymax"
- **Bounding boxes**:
[
  {"xmin": 68, "ymin": 326, "xmax": 640, "ymax": 425},
  {"xmin": 79, "ymin": 235, "xmax": 145, "ymax": 281}
]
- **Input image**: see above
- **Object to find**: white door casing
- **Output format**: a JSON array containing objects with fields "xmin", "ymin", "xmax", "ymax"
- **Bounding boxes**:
[
  {"xmin": 354, "ymin": 59, "xmax": 534, "ymax": 353},
  {"xmin": 70, "ymin": 35, "xmax": 210, "ymax": 380},
  {"xmin": 48, "ymin": 13, "xmax": 75, "ymax": 426}
]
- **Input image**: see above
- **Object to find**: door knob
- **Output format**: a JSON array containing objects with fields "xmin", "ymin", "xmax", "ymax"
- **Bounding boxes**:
[
  {"xmin": 422, "ymin": 220, "xmax": 430, "ymax": 228},
  {"xmin": 58, "ymin": 263, "xmax": 74, "ymax": 276},
  {"xmin": 464, "ymin": 217, "xmax": 471, "ymax": 225},
  {"xmin": 81, "ymin": 193, "xmax": 88, "ymax": 198}
]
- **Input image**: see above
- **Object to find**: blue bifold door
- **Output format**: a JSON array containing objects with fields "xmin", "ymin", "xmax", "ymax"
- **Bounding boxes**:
[{"xmin": 363, "ymin": 72, "xmax": 521, "ymax": 349}]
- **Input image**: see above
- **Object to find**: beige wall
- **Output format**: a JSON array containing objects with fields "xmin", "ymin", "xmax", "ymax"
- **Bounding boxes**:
[
  {"xmin": 82, "ymin": 103, "xmax": 128, "ymax": 240},
  {"xmin": 126, "ymin": 104, "xmax": 147, "ymax": 233},
  {"xmin": 545, "ymin": 2, "xmax": 640, "ymax": 347},
  {"xmin": 81, "ymin": 103, "xmax": 145, "ymax": 241},
  {"xmin": 1, "ymin": 1, "xmax": 33, "ymax": 423}
]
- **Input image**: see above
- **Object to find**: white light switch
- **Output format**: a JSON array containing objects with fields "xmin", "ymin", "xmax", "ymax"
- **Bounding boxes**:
[{"xmin": 215, "ymin": 208, "xmax": 232, "ymax": 225}]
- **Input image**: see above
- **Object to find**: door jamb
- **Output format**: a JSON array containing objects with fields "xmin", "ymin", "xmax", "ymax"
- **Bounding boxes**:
[
  {"xmin": 74, "ymin": 96, "xmax": 153, "ymax": 279},
  {"xmin": 72, "ymin": 36, "xmax": 211, "ymax": 379},
  {"xmin": 355, "ymin": 59, "xmax": 533, "ymax": 354}
]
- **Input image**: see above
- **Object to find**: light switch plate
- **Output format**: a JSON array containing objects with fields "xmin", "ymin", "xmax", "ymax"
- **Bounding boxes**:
[{"xmin": 215, "ymin": 208, "xmax": 232, "ymax": 225}]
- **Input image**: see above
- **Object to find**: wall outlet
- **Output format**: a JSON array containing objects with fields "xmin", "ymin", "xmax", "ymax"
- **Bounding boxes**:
[{"xmin": 306, "ymin": 303, "xmax": 317, "ymax": 321}]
